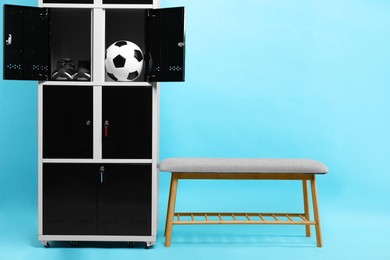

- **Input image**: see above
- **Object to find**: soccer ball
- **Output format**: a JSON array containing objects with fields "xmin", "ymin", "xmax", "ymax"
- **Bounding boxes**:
[{"xmin": 105, "ymin": 41, "xmax": 144, "ymax": 81}]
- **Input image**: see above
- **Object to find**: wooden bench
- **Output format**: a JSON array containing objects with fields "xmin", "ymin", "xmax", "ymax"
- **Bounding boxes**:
[{"xmin": 159, "ymin": 158, "xmax": 328, "ymax": 247}]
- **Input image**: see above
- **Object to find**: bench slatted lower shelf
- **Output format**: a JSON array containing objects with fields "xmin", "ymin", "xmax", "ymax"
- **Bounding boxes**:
[{"xmin": 174, "ymin": 212, "xmax": 316, "ymax": 225}]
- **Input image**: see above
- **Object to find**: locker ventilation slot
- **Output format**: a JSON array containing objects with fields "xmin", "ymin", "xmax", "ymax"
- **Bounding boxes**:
[
  {"xmin": 130, "ymin": 219, "xmax": 147, "ymax": 226},
  {"xmin": 47, "ymin": 218, "xmax": 65, "ymax": 225},
  {"xmin": 151, "ymin": 66, "xmax": 160, "ymax": 72},
  {"xmin": 169, "ymin": 66, "xmax": 182, "ymax": 72},
  {"xmin": 32, "ymin": 64, "xmax": 48, "ymax": 71},
  {"xmin": 78, "ymin": 218, "xmax": 94, "ymax": 225},
  {"xmin": 6, "ymin": 64, "xmax": 22, "ymax": 70},
  {"xmin": 101, "ymin": 219, "xmax": 119, "ymax": 225}
]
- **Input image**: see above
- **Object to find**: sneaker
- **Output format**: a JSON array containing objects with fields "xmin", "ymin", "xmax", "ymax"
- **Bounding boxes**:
[
  {"xmin": 51, "ymin": 58, "xmax": 75, "ymax": 80},
  {"xmin": 73, "ymin": 60, "xmax": 91, "ymax": 81}
]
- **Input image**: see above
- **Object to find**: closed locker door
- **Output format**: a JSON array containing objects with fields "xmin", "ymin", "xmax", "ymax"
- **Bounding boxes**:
[
  {"xmin": 43, "ymin": 85, "xmax": 93, "ymax": 158},
  {"xmin": 102, "ymin": 86, "xmax": 152, "ymax": 159},
  {"xmin": 97, "ymin": 164, "xmax": 152, "ymax": 235},
  {"xmin": 43, "ymin": 163, "xmax": 97, "ymax": 235}
]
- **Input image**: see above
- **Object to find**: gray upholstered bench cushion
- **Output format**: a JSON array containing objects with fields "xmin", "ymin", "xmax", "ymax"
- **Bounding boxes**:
[{"xmin": 159, "ymin": 158, "xmax": 328, "ymax": 174}]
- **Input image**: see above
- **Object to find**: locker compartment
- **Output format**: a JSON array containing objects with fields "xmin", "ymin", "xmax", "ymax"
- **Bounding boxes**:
[
  {"xmin": 104, "ymin": 7, "xmax": 185, "ymax": 82},
  {"xmin": 102, "ymin": 86, "xmax": 153, "ymax": 159},
  {"xmin": 43, "ymin": 163, "xmax": 152, "ymax": 236},
  {"xmin": 3, "ymin": 5, "xmax": 91, "ymax": 81},
  {"xmin": 43, "ymin": 163, "xmax": 97, "ymax": 235},
  {"xmin": 105, "ymin": 9, "xmax": 146, "ymax": 82},
  {"xmin": 49, "ymin": 8, "xmax": 92, "ymax": 81},
  {"xmin": 43, "ymin": 85, "xmax": 93, "ymax": 159}
]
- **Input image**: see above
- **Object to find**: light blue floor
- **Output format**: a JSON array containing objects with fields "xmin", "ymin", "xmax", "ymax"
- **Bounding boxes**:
[{"xmin": 1, "ymin": 176, "xmax": 389, "ymax": 260}]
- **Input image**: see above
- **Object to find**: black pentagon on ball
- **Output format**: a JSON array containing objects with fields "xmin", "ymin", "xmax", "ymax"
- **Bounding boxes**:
[
  {"xmin": 113, "ymin": 55, "xmax": 126, "ymax": 68},
  {"xmin": 127, "ymin": 71, "xmax": 139, "ymax": 81},
  {"xmin": 115, "ymin": 41, "xmax": 127, "ymax": 47},
  {"xmin": 107, "ymin": 72, "xmax": 118, "ymax": 81},
  {"xmin": 134, "ymin": 49, "xmax": 143, "ymax": 62}
]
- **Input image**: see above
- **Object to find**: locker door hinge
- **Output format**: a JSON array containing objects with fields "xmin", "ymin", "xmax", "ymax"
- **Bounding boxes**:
[{"xmin": 147, "ymin": 74, "xmax": 156, "ymax": 82}]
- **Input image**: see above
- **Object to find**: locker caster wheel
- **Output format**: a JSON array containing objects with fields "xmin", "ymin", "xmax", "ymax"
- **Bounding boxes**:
[
  {"xmin": 42, "ymin": 241, "xmax": 50, "ymax": 248},
  {"xmin": 70, "ymin": 241, "xmax": 78, "ymax": 247},
  {"xmin": 145, "ymin": 242, "xmax": 154, "ymax": 249},
  {"xmin": 128, "ymin": 242, "xmax": 136, "ymax": 248}
]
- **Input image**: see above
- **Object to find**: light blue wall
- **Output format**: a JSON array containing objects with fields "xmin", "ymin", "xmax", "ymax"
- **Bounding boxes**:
[
  {"xmin": 1, "ymin": 0, "xmax": 390, "ymax": 258},
  {"xmin": 160, "ymin": 0, "xmax": 390, "ymax": 212}
]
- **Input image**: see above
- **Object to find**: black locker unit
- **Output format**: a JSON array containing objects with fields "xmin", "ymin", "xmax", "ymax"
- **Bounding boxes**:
[{"xmin": 3, "ymin": 1, "xmax": 185, "ymax": 248}]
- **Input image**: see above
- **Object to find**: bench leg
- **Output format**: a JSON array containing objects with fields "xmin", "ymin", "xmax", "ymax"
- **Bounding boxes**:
[
  {"xmin": 302, "ymin": 180, "xmax": 311, "ymax": 237},
  {"xmin": 310, "ymin": 176, "xmax": 323, "ymax": 247},
  {"xmin": 165, "ymin": 173, "xmax": 179, "ymax": 247}
]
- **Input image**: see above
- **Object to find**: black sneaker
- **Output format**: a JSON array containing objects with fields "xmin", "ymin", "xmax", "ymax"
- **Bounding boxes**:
[
  {"xmin": 51, "ymin": 58, "xmax": 75, "ymax": 80},
  {"xmin": 73, "ymin": 60, "xmax": 91, "ymax": 81}
]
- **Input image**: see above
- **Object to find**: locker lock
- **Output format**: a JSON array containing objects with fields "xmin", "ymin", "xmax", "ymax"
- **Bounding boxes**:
[
  {"xmin": 100, "ymin": 166, "xmax": 105, "ymax": 183},
  {"xmin": 104, "ymin": 120, "xmax": 109, "ymax": 138},
  {"xmin": 177, "ymin": 42, "xmax": 184, "ymax": 48}
]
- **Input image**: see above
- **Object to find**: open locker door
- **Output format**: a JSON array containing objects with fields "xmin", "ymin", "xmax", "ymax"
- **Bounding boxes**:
[
  {"xmin": 145, "ymin": 7, "xmax": 185, "ymax": 82},
  {"xmin": 3, "ymin": 5, "xmax": 49, "ymax": 80}
]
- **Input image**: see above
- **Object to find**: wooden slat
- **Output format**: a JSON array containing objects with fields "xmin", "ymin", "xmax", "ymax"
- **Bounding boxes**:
[
  {"xmin": 258, "ymin": 214, "xmax": 265, "ymax": 221},
  {"xmin": 175, "ymin": 213, "xmax": 306, "ymax": 218},
  {"xmin": 172, "ymin": 220, "xmax": 316, "ymax": 225},
  {"xmin": 172, "ymin": 212, "xmax": 316, "ymax": 224}
]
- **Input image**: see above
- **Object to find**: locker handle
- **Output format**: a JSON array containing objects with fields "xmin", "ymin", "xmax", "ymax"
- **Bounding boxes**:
[
  {"xmin": 104, "ymin": 120, "xmax": 109, "ymax": 138},
  {"xmin": 5, "ymin": 34, "xmax": 12, "ymax": 46}
]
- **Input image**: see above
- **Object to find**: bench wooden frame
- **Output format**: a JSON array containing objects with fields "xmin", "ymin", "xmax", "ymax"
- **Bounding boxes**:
[{"xmin": 164, "ymin": 172, "xmax": 322, "ymax": 247}]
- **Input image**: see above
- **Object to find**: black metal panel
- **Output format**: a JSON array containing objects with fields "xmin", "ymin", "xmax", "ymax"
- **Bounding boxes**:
[
  {"xmin": 145, "ymin": 7, "xmax": 185, "ymax": 82},
  {"xmin": 3, "ymin": 5, "xmax": 49, "ymax": 80},
  {"xmin": 43, "ymin": 0, "xmax": 93, "ymax": 3},
  {"xmin": 97, "ymin": 164, "xmax": 152, "ymax": 236},
  {"xmin": 102, "ymin": 86, "xmax": 152, "ymax": 159},
  {"xmin": 103, "ymin": 0, "xmax": 152, "ymax": 4},
  {"xmin": 43, "ymin": 163, "xmax": 97, "ymax": 235},
  {"xmin": 43, "ymin": 86, "xmax": 93, "ymax": 158}
]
